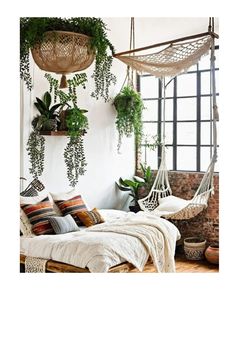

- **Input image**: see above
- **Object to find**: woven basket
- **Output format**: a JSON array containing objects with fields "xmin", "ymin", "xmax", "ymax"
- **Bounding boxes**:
[{"xmin": 31, "ymin": 31, "xmax": 95, "ymax": 75}]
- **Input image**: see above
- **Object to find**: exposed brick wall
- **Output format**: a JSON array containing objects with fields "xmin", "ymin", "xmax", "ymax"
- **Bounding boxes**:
[
  {"xmin": 168, "ymin": 172, "xmax": 219, "ymax": 246},
  {"xmin": 138, "ymin": 171, "xmax": 219, "ymax": 246}
]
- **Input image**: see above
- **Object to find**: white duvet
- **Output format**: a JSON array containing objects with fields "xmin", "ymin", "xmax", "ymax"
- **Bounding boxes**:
[{"xmin": 20, "ymin": 210, "xmax": 181, "ymax": 273}]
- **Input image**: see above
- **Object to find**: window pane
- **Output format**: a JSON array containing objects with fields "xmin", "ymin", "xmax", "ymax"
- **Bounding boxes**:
[
  {"xmin": 177, "ymin": 73, "xmax": 196, "ymax": 97},
  {"xmin": 201, "ymin": 96, "xmax": 211, "ymax": 120},
  {"xmin": 141, "ymin": 145, "xmax": 158, "ymax": 170},
  {"xmin": 177, "ymin": 147, "xmax": 196, "ymax": 171},
  {"xmin": 177, "ymin": 122, "xmax": 196, "ymax": 145},
  {"xmin": 201, "ymin": 71, "xmax": 210, "ymax": 95},
  {"xmin": 165, "ymin": 78, "xmax": 174, "ymax": 98},
  {"xmin": 160, "ymin": 98, "xmax": 173, "ymax": 121},
  {"xmin": 177, "ymin": 97, "xmax": 197, "ymax": 121},
  {"xmin": 142, "ymin": 100, "xmax": 158, "ymax": 121},
  {"xmin": 161, "ymin": 122, "xmax": 173, "ymax": 145},
  {"xmin": 165, "ymin": 146, "xmax": 173, "ymax": 170},
  {"xmin": 143, "ymin": 122, "xmax": 157, "ymax": 136},
  {"xmin": 215, "ymin": 70, "xmax": 219, "ymax": 94},
  {"xmin": 201, "ymin": 122, "xmax": 212, "ymax": 145},
  {"xmin": 140, "ymin": 76, "xmax": 158, "ymax": 98},
  {"xmin": 201, "ymin": 147, "xmax": 212, "ymax": 171},
  {"xmin": 198, "ymin": 54, "xmax": 211, "ymax": 70}
]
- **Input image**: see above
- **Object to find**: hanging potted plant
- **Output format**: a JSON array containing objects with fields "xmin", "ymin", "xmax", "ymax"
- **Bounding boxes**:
[
  {"xmin": 113, "ymin": 85, "xmax": 144, "ymax": 152},
  {"xmin": 20, "ymin": 17, "xmax": 116, "ymax": 101}
]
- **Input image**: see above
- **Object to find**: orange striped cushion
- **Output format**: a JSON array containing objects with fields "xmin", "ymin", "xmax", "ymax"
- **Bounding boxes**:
[
  {"xmin": 21, "ymin": 197, "xmax": 56, "ymax": 235},
  {"xmin": 55, "ymin": 195, "xmax": 88, "ymax": 226},
  {"xmin": 75, "ymin": 208, "xmax": 104, "ymax": 227}
]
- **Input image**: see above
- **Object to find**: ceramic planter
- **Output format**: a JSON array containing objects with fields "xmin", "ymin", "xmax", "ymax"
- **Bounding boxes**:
[{"xmin": 205, "ymin": 244, "xmax": 219, "ymax": 264}]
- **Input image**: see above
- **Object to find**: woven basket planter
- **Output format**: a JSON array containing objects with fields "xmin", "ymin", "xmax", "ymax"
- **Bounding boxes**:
[
  {"xmin": 31, "ymin": 31, "xmax": 95, "ymax": 86},
  {"xmin": 184, "ymin": 237, "xmax": 207, "ymax": 261}
]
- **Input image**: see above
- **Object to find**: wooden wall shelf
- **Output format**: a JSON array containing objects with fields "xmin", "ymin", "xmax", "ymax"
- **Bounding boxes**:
[{"xmin": 39, "ymin": 131, "xmax": 68, "ymax": 136}]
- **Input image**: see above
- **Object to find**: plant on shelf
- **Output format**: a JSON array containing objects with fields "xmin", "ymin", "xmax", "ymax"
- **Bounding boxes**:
[
  {"xmin": 45, "ymin": 73, "xmax": 89, "ymax": 187},
  {"xmin": 20, "ymin": 17, "xmax": 116, "ymax": 101},
  {"xmin": 113, "ymin": 85, "xmax": 144, "ymax": 152},
  {"xmin": 32, "ymin": 91, "xmax": 63, "ymax": 132}
]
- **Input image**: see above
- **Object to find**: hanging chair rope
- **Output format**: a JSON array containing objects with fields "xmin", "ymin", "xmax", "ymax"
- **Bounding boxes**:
[{"xmin": 138, "ymin": 19, "xmax": 218, "ymax": 220}]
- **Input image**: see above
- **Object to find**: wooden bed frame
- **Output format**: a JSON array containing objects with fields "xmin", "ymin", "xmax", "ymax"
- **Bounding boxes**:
[{"xmin": 20, "ymin": 254, "xmax": 154, "ymax": 273}]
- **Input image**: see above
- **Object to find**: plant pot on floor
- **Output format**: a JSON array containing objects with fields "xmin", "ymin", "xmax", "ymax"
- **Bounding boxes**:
[
  {"xmin": 129, "ymin": 205, "xmax": 141, "ymax": 213},
  {"xmin": 205, "ymin": 243, "xmax": 219, "ymax": 265},
  {"xmin": 184, "ymin": 237, "xmax": 207, "ymax": 261}
]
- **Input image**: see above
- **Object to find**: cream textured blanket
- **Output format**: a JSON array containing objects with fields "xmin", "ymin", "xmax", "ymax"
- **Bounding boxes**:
[{"xmin": 89, "ymin": 212, "xmax": 179, "ymax": 272}]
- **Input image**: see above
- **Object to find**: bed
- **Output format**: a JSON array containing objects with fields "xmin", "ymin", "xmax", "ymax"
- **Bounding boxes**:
[{"xmin": 20, "ymin": 209, "xmax": 181, "ymax": 273}]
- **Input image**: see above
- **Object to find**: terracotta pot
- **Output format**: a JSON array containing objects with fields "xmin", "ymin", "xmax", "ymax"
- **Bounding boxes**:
[
  {"xmin": 205, "ymin": 245, "xmax": 219, "ymax": 265},
  {"xmin": 184, "ymin": 237, "xmax": 207, "ymax": 261}
]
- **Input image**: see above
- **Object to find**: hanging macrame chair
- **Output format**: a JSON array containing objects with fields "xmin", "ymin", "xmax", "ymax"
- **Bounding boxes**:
[{"xmin": 115, "ymin": 18, "xmax": 219, "ymax": 220}]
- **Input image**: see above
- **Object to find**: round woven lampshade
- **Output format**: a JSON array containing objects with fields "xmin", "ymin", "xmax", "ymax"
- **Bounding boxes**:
[{"xmin": 31, "ymin": 31, "xmax": 95, "ymax": 75}]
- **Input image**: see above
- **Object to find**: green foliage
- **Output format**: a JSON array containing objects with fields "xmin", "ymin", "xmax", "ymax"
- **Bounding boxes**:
[
  {"xmin": 64, "ymin": 136, "xmax": 87, "ymax": 187},
  {"xmin": 116, "ymin": 176, "xmax": 145, "ymax": 205},
  {"xmin": 20, "ymin": 17, "xmax": 116, "ymax": 100},
  {"xmin": 45, "ymin": 73, "xmax": 87, "ymax": 105},
  {"xmin": 66, "ymin": 107, "xmax": 89, "ymax": 137},
  {"xmin": 26, "ymin": 131, "xmax": 45, "ymax": 179},
  {"xmin": 113, "ymin": 86, "xmax": 144, "ymax": 152}
]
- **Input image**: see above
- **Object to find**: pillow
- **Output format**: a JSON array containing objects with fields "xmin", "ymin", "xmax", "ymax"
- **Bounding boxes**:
[
  {"xmin": 20, "ymin": 208, "xmax": 33, "ymax": 237},
  {"xmin": 51, "ymin": 188, "xmax": 90, "ymax": 209},
  {"xmin": 55, "ymin": 195, "xmax": 88, "ymax": 226},
  {"xmin": 76, "ymin": 208, "xmax": 105, "ymax": 227},
  {"xmin": 156, "ymin": 195, "xmax": 189, "ymax": 213},
  {"xmin": 48, "ymin": 214, "xmax": 80, "ymax": 234},
  {"xmin": 21, "ymin": 196, "xmax": 57, "ymax": 235}
]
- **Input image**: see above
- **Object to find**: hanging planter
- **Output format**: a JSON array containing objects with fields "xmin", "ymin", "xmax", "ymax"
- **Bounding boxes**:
[
  {"xmin": 20, "ymin": 17, "xmax": 116, "ymax": 101},
  {"xmin": 31, "ymin": 31, "xmax": 95, "ymax": 88}
]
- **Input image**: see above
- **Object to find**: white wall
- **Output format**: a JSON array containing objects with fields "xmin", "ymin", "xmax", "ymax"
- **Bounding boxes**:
[{"xmin": 20, "ymin": 17, "xmax": 219, "ymax": 209}]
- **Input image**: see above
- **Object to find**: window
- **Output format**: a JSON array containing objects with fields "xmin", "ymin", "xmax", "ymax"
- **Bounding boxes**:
[{"xmin": 138, "ymin": 46, "xmax": 219, "ymax": 172}]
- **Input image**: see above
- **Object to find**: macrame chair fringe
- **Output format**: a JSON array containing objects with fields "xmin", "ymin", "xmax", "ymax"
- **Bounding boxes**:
[{"xmin": 123, "ymin": 21, "xmax": 219, "ymax": 220}]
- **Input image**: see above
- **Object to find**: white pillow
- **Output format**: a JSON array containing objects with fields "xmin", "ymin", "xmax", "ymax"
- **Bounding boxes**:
[
  {"xmin": 156, "ymin": 195, "xmax": 189, "ymax": 213},
  {"xmin": 99, "ymin": 209, "xmax": 127, "ymax": 222}
]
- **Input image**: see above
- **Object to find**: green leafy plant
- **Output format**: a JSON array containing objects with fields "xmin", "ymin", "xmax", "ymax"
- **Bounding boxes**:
[
  {"xmin": 113, "ymin": 85, "xmax": 144, "ymax": 152},
  {"xmin": 32, "ymin": 91, "xmax": 63, "ymax": 131},
  {"xmin": 116, "ymin": 176, "xmax": 145, "ymax": 207},
  {"xmin": 20, "ymin": 17, "xmax": 116, "ymax": 101}
]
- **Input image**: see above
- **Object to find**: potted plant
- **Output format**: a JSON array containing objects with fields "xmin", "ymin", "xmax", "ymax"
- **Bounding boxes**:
[
  {"xmin": 20, "ymin": 17, "xmax": 116, "ymax": 101},
  {"xmin": 32, "ymin": 91, "xmax": 63, "ymax": 132},
  {"xmin": 113, "ymin": 85, "xmax": 144, "ymax": 152},
  {"xmin": 183, "ymin": 236, "xmax": 207, "ymax": 261},
  {"xmin": 116, "ymin": 166, "xmax": 153, "ymax": 212}
]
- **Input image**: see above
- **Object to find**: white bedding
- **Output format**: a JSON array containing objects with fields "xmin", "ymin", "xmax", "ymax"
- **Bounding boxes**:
[{"xmin": 20, "ymin": 209, "xmax": 181, "ymax": 273}]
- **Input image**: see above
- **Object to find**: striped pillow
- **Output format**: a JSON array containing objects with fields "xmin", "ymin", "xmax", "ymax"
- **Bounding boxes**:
[
  {"xmin": 75, "ymin": 208, "xmax": 104, "ymax": 227},
  {"xmin": 55, "ymin": 195, "xmax": 88, "ymax": 226},
  {"xmin": 48, "ymin": 214, "xmax": 80, "ymax": 234},
  {"xmin": 21, "ymin": 197, "xmax": 56, "ymax": 235}
]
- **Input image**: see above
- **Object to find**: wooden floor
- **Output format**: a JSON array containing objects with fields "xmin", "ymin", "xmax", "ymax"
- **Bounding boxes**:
[{"xmin": 129, "ymin": 254, "xmax": 219, "ymax": 273}]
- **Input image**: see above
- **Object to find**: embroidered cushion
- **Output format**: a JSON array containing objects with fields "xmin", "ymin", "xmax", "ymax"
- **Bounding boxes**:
[
  {"xmin": 48, "ymin": 214, "xmax": 80, "ymax": 234},
  {"xmin": 76, "ymin": 208, "xmax": 105, "ymax": 227},
  {"xmin": 55, "ymin": 195, "xmax": 88, "ymax": 226},
  {"xmin": 21, "ymin": 197, "xmax": 57, "ymax": 235}
]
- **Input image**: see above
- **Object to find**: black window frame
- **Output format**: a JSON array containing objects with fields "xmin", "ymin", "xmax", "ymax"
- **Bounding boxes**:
[{"xmin": 137, "ymin": 45, "xmax": 219, "ymax": 173}]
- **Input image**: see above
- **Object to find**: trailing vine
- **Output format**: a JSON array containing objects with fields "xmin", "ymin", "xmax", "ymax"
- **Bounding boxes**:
[
  {"xmin": 26, "ymin": 131, "xmax": 45, "ymax": 179},
  {"xmin": 113, "ymin": 85, "xmax": 144, "ymax": 152},
  {"xmin": 20, "ymin": 17, "xmax": 116, "ymax": 101}
]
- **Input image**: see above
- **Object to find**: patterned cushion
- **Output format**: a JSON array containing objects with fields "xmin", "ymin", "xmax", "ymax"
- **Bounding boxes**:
[
  {"xmin": 48, "ymin": 214, "xmax": 80, "ymax": 234},
  {"xmin": 75, "ymin": 208, "xmax": 105, "ymax": 227},
  {"xmin": 55, "ymin": 195, "xmax": 88, "ymax": 226},
  {"xmin": 21, "ymin": 197, "xmax": 56, "ymax": 235}
]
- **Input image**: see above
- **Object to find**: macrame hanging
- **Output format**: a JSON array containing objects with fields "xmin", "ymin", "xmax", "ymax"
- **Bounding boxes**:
[
  {"xmin": 31, "ymin": 31, "xmax": 95, "ymax": 88},
  {"xmin": 115, "ymin": 18, "xmax": 219, "ymax": 220}
]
